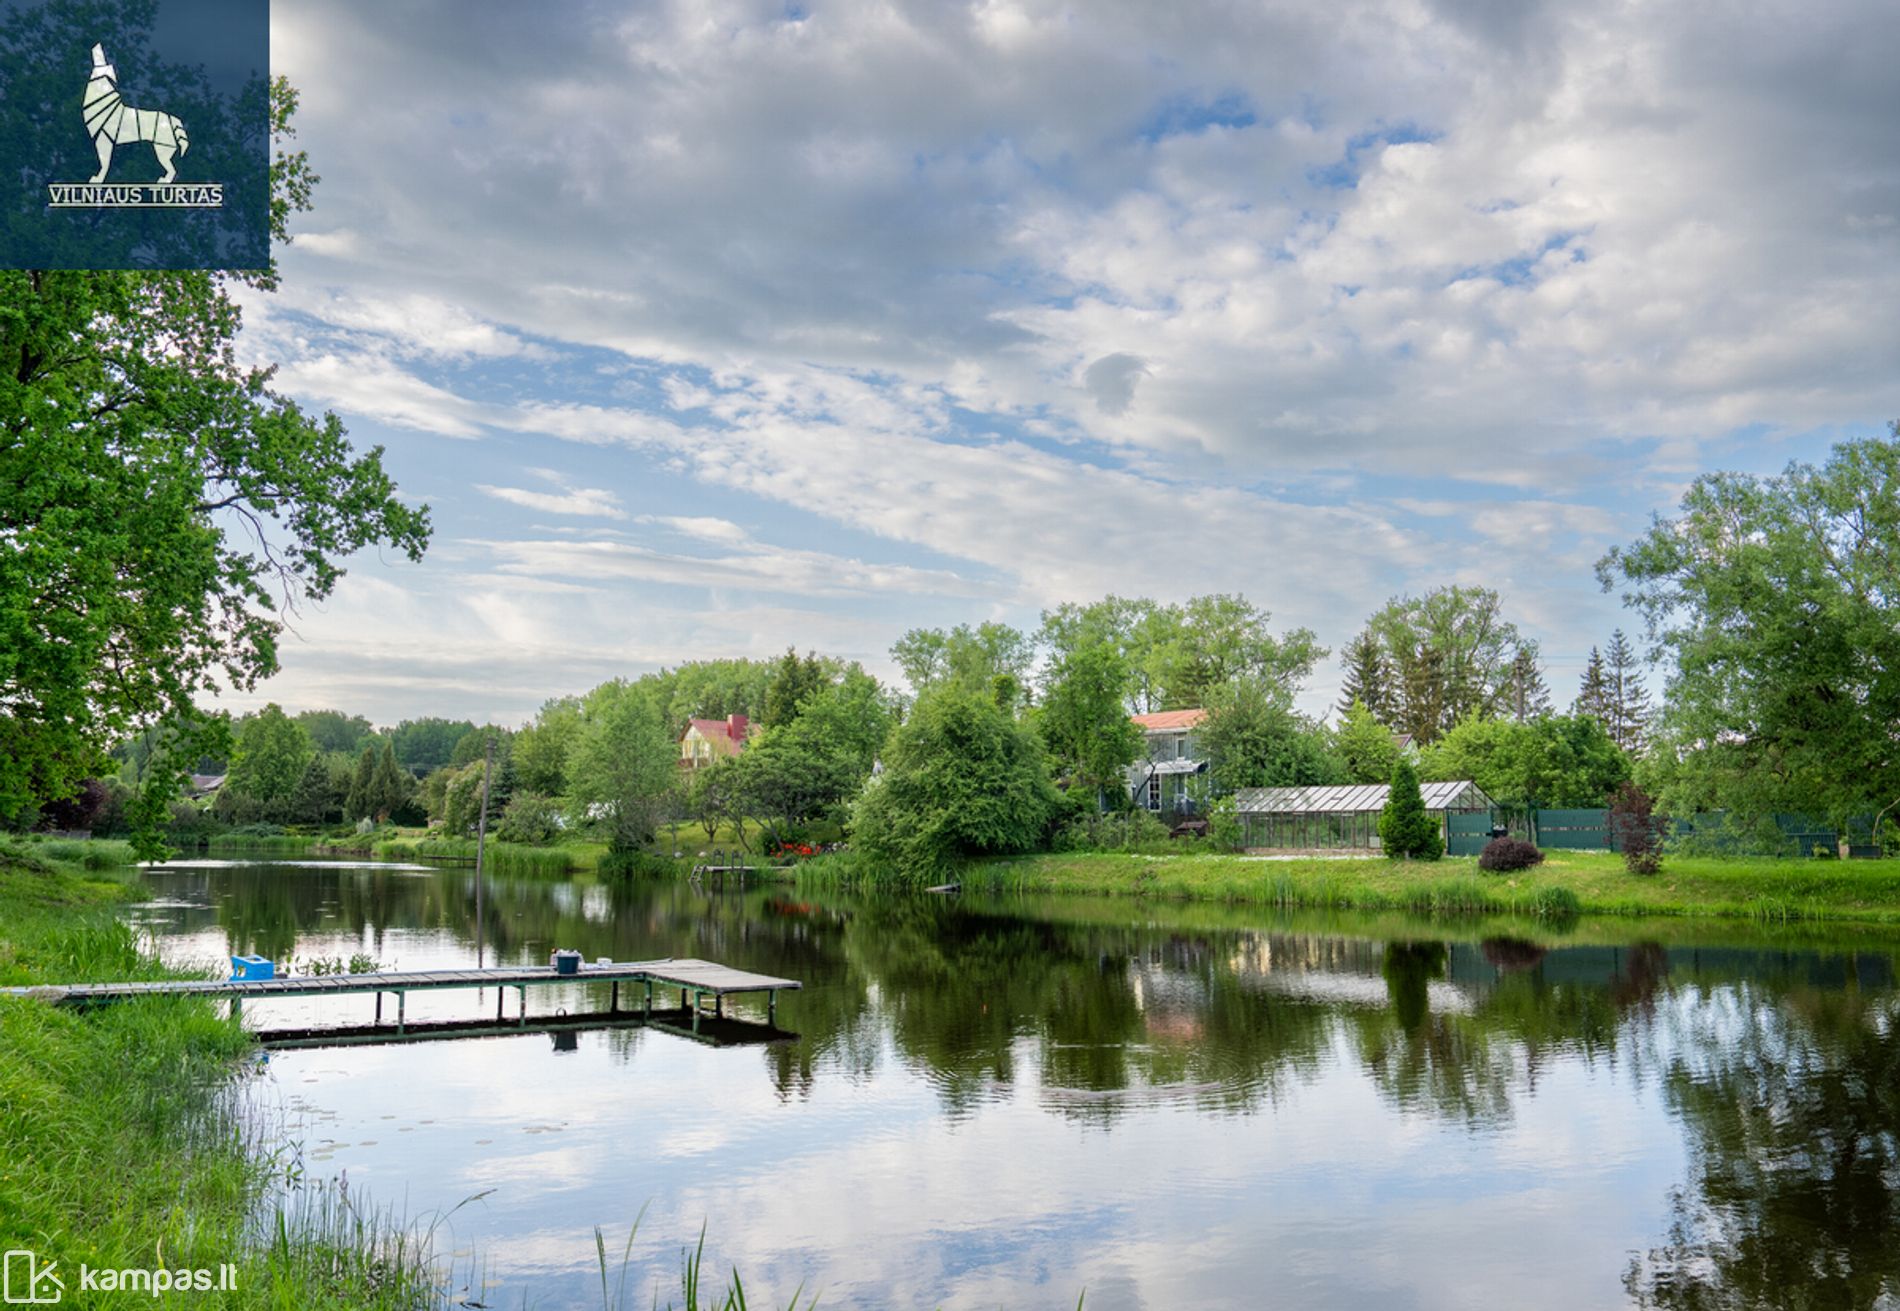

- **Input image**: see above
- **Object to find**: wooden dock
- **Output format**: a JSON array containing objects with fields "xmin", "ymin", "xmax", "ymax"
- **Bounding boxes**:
[{"xmin": 1, "ymin": 957, "xmax": 801, "ymax": 1037}]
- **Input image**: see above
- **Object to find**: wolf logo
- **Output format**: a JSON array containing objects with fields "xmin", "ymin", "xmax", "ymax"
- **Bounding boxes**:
[{"xmin": 82, "ymin": 44, "xmax": 189, "ymax": 184}]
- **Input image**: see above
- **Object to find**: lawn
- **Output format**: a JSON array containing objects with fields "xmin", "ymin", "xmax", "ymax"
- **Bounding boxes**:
[{"xmin": 968, "ymin": 848, "xmax": 1900, "ymax": 924}]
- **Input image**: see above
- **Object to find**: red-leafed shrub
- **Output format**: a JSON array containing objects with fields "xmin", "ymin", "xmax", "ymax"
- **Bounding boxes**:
[{"xmin": 1478, "ymin": 836, "xmax": 1546, "ymax": 872}]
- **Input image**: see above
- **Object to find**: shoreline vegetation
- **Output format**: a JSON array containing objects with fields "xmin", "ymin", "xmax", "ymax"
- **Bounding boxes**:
[
  {"xmin": 949, "ymin": 849, "xmax": 1900, "ymax": 925},
  {"xmin": 0, "ymin": 838, "xmax": 809, "ymax": 1310},
  {"xmin": 192, "ymin": 830, "xmax": 1900, "ymax": 927}
]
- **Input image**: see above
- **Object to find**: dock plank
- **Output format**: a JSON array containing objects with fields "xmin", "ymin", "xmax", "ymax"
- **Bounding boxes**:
[{"xmin": 1, "ymin": 957, "xmax": 802, "ymax": 1006}]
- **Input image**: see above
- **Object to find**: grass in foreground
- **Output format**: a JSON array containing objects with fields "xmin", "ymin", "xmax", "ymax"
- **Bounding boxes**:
[
  {"xmin": 958, "ymin": 848, "xmax": 1900, "ymax": 925},
  {"xmin": 0, "ymin": 837, "xmax": 849, "ymax": 1309}
]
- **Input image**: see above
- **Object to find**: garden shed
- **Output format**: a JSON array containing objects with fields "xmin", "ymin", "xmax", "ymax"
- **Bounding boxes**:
[{"xmin": 1233, "ymin": 780, "xmax": 1494, "ymax": 852}]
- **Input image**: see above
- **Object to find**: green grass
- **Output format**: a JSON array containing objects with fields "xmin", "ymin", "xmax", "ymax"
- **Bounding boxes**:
[
  {"xmin": 0, "ymin": 837, "xmax": 833, "ymax": 1309},
  {"xmin": 0, "ymin": 836, "xmax": 454, "ymax": 1307},
  {"xmin": 207, "ymin": 833, "xmax": 318, "ymax": 856},
  {"xmin": 18, "ymin": 834, "xmax": 138, "ymax": 869},
  {"xmin": 962, "ymin": 848, "xmax": 1900, "ymax": 925}
]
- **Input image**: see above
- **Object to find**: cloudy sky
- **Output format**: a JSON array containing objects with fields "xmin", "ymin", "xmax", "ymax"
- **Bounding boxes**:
[{"xmin": 237, "ymin": 0, "xmax": 1900, "ymax": 727}]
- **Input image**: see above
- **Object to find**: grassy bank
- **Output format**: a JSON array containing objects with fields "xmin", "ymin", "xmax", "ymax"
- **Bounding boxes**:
[
  {"xmin": 0, "ymin": 838, "xmax": 455, "ymax": 1307},
  {"xmin": 205, "ymin": 831, "xmax": 609, "ymax": 876},
  {"xmin": 962, "ymin": 849, "xmax": 1900, "ymax": 925}
]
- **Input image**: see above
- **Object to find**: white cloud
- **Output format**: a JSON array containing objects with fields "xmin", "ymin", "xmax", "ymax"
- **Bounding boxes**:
[
  {"xmin": 238, "ymin": 0, "xmax": 1900, "ymax": 718},
  {"xmin": 477, "ymin": 483, "xmax": 626, "ymax": 518}
]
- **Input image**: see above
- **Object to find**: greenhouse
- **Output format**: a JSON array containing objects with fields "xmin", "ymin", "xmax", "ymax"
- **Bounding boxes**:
[{"xmin": 1232, "ymin": 781, "xmax": 1494, "ymax": 852}]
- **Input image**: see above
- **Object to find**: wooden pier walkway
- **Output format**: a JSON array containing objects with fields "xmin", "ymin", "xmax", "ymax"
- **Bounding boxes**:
[{"xmin": 2, "ymin": 957, "xmax": 802, "ymax": 1034}]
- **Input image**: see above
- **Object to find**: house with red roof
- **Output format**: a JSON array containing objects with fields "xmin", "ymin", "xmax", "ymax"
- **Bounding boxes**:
[
  {"xmin": 1125, "ymin": 708, "xmax": 1209, "ymax": 814},
  {"xmin": 679, "ymin": 714, "xmax": 757, "ymax": 769}
]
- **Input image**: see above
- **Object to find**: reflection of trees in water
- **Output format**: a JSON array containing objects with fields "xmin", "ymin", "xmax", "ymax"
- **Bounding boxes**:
[
  {"xmin": 1627, "ymin": 985, "xmax": 1900, "ymax": 1309},
  {"xmin": 1350, "ymin": 940, "xmax": 1643, "ymax": 1126}
]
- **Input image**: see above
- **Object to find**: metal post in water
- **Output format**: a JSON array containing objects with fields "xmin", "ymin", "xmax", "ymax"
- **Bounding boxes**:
[{"xmin": 474, "ymin": 732, "xmax": 495, "ymax": 969}]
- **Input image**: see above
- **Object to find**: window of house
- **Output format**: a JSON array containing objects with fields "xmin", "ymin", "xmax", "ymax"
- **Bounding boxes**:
[{"xmin": 1147, "ymin": 774, "xmax": 1160, "ymax": 810}]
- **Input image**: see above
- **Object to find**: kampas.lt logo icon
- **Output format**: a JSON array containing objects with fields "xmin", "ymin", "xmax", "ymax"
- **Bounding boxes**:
[
  {"xmin": 3, "ymin": 1251, "xmax": 63, "ymax": 1305},
  {"xmin": 83, "ymin": 43, "xmax": 189, "ymax": 182}
]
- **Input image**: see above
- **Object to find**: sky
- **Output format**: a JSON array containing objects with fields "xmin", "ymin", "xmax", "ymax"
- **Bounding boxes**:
[{"xmin": 233, "ymin": 0, "xmax": 1900, "ymax": 728}]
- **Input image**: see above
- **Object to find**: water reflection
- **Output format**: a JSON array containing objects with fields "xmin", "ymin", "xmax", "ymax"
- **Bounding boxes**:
[{"xmin": 131, "ymin": 860, "xmax": 1900, "ymax": 1309}]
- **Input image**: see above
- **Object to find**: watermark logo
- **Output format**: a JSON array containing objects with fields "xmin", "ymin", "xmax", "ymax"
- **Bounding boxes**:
[
  {"xmin": 45, "ymin": 43, "xmax": 222, "ymax": 209},
  {"xmin": 2, "ymin": 1251, "xmax": 63, "ymax": 1305},
  {"xmin": 0, "ymin": 0, "xmax": 268, "ymax": 270},
  {"xmin": 2, "ymin": 1250, "xmax": 237, "ymax": 1302}
]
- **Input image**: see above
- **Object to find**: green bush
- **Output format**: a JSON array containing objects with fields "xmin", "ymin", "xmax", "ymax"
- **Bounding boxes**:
[
  {"xmin": 1379, "ymin": 759, "xmax": 1444, "ymax": 861},
  {"xmin": 1478, "ymin": 836, "xmax": 1544, "ymax": 872},
  {"xmin": 495, "ymin": 790, "xmax": 562, "ymax": 845}
]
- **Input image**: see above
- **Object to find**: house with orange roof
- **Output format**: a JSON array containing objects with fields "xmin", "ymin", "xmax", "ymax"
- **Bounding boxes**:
[
  {"xmin": 679, "ymin": 714, "xmax": 757, "ymax": 769},
  {"xmin": 1126, "ymin": 708, "xmax": 1209, "ymax": 814}
]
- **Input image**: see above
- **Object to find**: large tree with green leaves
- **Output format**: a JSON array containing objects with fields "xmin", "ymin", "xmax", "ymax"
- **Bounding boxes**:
[
  {"xmin": 388, "ymin": 717, "xmax": 475, "ymax": 772},
  {"xmin": 1035, "ymin": 641, "xmax": 1143, "ymax": 794},
  {"xmin": 565, "ymin": 683, "xmax": 678, "ymax": 852},
  {"xmin": 1418, "ymin": 712, "xmax": 1629, "ymax": 810},
  {"xmin": 852, "ymin": 686, "xmax": 1058, "ymax": 877},
  {"xmin": 1039, "ymin": 594, "xmax": 1322, "ymax": 714},
  {"xmin": 1333, "ymin": 698, "xmax": 1402, "ymax": 785},
  {"xmin": 891, "ymin": 622, "xmax": 1035, "ymax": 700},
  {"xmin": 0, "ymin": 81, "xmax": 429, "ymax": 852},
  {"xmin": 221, "ymin": 702, "xmax": 312, "ymax": 821},
  {"xmin": 1362, "ymin": 586, "xmax": 1532, "ymax": 744},
  {"xmin": 1601, "ymin": 429, "xmax": 1900, "ymax": 824},
  {"xmin": 1199, "ymin": 676, "xmax": 1343, "ymax": 792}
]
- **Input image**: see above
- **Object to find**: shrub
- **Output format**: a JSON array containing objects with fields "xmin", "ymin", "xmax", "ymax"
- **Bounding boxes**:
[
  {"xmin": 1478, "ymin": 836, "xmax": 1545, "ymax": 872},
  {"xmin": 1378, "ymin": 759, "xmax": 1444, "ymax": 861},
  {"xmin": 495, "ymin": 790, "xmax": 561, "ymax": 846},
  {"xmin": 1208, "ymin": 795, "xmax": 1245, "ymax": 852},
  {"xmin": 1609, "ymin": 781, "xmax": 1665, "ymax": 875}
]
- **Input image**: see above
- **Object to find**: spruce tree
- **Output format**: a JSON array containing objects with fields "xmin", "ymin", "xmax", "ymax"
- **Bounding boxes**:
[
  {"xmin": 371, "ymin": 741, "xmax": 406, "ymax": 821},
  {"xmin": 1508, "ymin": 646, "xmax": 1552, "ymax": 721},
  {"xmin": 344, "ymin": 746, "xmax": 376, "ymax": 822},
  {"xmin": 1573, "ymin": 646, "xmax": 1611, "ymax": 723},
  {"xmin": 1379, "ymin": 757, "xmax": 1444, "ymax": 860},
  {"xmin": 1603, "ymin": 629, "xmax": 1651, "ymax": 752},
  {"xmin": 1337, "ymin": 628, "xmax": 1394, "ymax": 722}
]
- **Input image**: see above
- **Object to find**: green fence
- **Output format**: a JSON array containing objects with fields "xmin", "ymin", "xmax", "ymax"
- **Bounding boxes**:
[
  {"xmin": 1451, "ymin": 809, "xmax": 1877, "ymax": 857},
  {"xmin": 1535, "ymin": 809, "xmax": 1611, "ymax": 850},
  {"xmin": 1446, "ymin": 812, "xmax": 1496, "ymax": 857}
]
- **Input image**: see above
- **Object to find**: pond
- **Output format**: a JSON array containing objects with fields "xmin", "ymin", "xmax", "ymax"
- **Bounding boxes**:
[{"xmin": 130, "ymin": 858, "xmax": 1900, "ymax": 1309}]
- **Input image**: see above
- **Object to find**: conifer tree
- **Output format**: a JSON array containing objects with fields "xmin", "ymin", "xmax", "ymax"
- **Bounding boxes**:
[
  {"xmin": 1573, "ymin": 646, "xmax": 1611, "ymax": 723},
  {"xmin": 1603, "ymin": 629, "xmax": 1652, "ymax": 752},
  {"xmin": 1508, "ymin": 646, "xmax": 1552, "ymax": 721},
  {"xmin": 344, "ymin": 746, "xmax": 376, "ymax": 822},
  {"xmin": 371, "ymin": 741, "xmax": 407, "ymax": 821},
  {"xmin": 1378, "ymin": 757, "xmax": 1443, "ymax": 860},
  {"xmin": 1337, "ymin": 628, "xmax": 1395, "ymax": 722}
]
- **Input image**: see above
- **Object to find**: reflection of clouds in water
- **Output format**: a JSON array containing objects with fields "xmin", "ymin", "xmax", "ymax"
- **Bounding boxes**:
[{"xmin": 124, "ymin": 863, "xmax": 1889, "ymax": 1309}]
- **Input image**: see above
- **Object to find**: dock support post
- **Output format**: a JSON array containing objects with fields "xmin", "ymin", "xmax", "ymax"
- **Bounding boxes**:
[
  {"xmin": 396, "ymin": 990, "xmax": 405, "ymax": 1034},
  {"xmin": 375, "ymin": 992, "xmax": 382, "ymax": 1024},
  {"xmin": 497, "ymin": 988, "xmax": 504, "ymax": 1021},
  {"xmin": 679, "ymin": 987, "xmax": 688, "ymax": 1011},
  {"xmin": 768, "ymin": 989, "xmax": 777, "ymax": 1025},
  {"xmin": 611, "ymin": 981, "xmax": 619, "ymax": 1012},
  {"xmin": 714, "ymin": 993, "xmax": 723, "ymax": 1019},
  {"xmin": 691, "ymin": 991, "xmax": 702, "ymax": 1034},
  {"xmin": 518, "ymin": 985, "xmax": 528, "ymax": 1026},
  {"xmin": 231, "ymin": 995, "xmax": 241, "ymax": 1022},
  {"xmin": 644, "ymin": 980, "xmax": 652, "ymax": 1018}
]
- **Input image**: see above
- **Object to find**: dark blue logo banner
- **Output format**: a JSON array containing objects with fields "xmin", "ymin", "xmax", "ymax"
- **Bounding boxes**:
[{"xmin": 0, "ymin": 0, "xmax": 270, "ymax": 269}]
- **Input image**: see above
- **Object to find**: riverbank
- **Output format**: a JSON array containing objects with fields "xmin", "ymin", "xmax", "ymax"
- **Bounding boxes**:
[
  {"xmin": 0, "ymin": 838, "xmax": 451, "ymax": 1308},
  {"xmin": 959, "ymin": 849, "xmax": 1900, "ymax": 924}
]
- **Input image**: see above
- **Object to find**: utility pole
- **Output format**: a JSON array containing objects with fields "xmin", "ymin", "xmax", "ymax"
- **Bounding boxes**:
[{"xmin": 474, "ymin": 731, "xmax": 494, "ymax": 968}]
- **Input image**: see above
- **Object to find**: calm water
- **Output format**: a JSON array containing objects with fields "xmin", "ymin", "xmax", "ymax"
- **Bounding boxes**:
[{"xmin": 130, "ymin": 859, "xmax": 1900, "ymax": 1310}]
